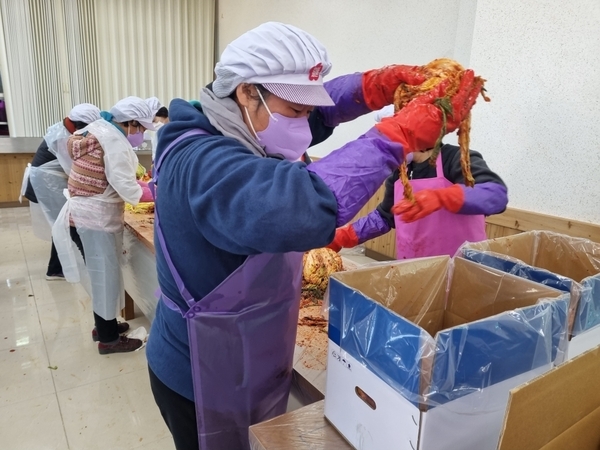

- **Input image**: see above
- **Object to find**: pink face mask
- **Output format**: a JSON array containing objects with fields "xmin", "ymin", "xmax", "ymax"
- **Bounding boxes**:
[
  {"xmin": 127, "ymin": 124, "xmax": 144, "ymax": 148},
  {"xmin": 245, "ymin": 90, "xmax": 313, "ymax": 161}
]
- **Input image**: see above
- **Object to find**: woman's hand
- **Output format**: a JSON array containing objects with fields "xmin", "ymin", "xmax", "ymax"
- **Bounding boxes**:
[
  {"xmin": 326, "ymin": 224, "xmax": 359, "ymax": 252},
  {"xmin": 374, "ymin": 70, "xmax": 484, "ymax": 153},
  {"xmin": 362, "ymin": 64, "xmax": 427, "ymax": 110},
  {"xmin": 392, "ymin": 185, "xmax": 464, "ymax": 222}
]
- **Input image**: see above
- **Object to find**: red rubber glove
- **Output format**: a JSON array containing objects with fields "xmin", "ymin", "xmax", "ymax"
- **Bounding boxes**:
[
  {"xmin": 391, "ymin": 184, "xmax": 465, "ymax": 223},
  {"xmin": 374, "ymin": 70, "xmax": 484, "ymax": 153},
  {"xmin": 362, "ymin": 65, "xmax": 427, "ymax": 110},
  {"xmin": 326, "ymin": 224, "xmax": 359, "ymax": 252}
]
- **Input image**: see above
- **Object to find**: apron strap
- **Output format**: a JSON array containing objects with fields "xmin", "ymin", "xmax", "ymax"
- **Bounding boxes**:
[
  {"xmin": 155, "ymin": 211, "xmax": 197, "ymax": 309},
  {"xmin": 149, "ymin": 129, "xmax": 207, "ymax": 199},
  {"xmin": 435, "ymin": 151, "xmax": 444, "ymax": 178},
  {"xmin": 154, "ymin": 286, "xmax": 191, "ymax": 316},
  {"xmin": 153, "ymin": 129, "xmax": 207, "ymax": 174},
  {"xmin": 154, "ymin": 129, "xmax": 210, "ymax": 312}
]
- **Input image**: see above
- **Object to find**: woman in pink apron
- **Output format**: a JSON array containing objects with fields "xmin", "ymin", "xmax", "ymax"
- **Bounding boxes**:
[
  {"xmin": 146, "ymin": 22, "xmax": 484, "ymax": 450},
  {"xmin": 328, "ymin": 145, "xmax": 508, "ymax": 259}
]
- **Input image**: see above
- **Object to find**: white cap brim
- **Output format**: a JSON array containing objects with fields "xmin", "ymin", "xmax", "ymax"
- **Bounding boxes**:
[
  {"xmin": 263, "ymin": 83, "xmax": 334, "ymax": 107},
  {"xmin": 137, "ymin": 119, "xmax": 156, "ymax": 131}
]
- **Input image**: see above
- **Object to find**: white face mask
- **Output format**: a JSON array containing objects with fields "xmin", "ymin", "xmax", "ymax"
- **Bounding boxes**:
[
  {"xmin": 244, "ymin": 89, "xmax": 312, "ymax": 161},
  {"xmin": 144, "ymin": 122, "xmax": 163, "ymax": 140}
]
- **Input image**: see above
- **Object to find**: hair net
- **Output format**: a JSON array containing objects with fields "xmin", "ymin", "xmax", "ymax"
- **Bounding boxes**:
[
  {"xmin": 213, "ymin": 22, "xmax": 334, "ymax": 106},
  {"xmin": 145, "ymin": 97, "xmax": 163, "ymax": 116},
  {"xmin": 68, "ymin": 103, "xmax": 101, "ymax": 124},
  {"xmin": 110, "ymin": 96, "xmax": 155, "ymax": 130}
]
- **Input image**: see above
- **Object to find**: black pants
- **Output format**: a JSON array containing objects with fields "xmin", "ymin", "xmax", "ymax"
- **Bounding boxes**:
[
  {"xmin": 47, "ymin": 228, "xmax": 85, "ymax": 276},
  {"xmin": 46, "ymin": 240, "xmax": 63, "ymax": 276},
  {"xmin": 94, "ymin": 312, "xmax": 118, "ymax": 343},
  {"xmin": 149, "ymin": 366, "xmax": 199, "ymax": 450},
  {"xmin": 69, "ymin": 226, "xmax": 84, "ymax": 255}
]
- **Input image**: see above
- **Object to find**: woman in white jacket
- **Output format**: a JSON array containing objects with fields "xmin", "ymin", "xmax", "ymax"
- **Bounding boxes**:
[{"xmin": 54, "ymin": 96, "xmax": 155, "ymax": 354}]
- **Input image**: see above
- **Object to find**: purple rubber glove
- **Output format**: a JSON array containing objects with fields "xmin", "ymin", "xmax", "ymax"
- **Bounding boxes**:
[
  {"xmin": 328, "ymin": 210, "xmax": 390, "ymax": 251},
  {"xmin": 352, "ymin": 209, "xmax": 392, "ymax": 243},
  {"xmin": 317, "ymin": 73, "xmax": 371, "ymax": 127},
  {"xmin": 308, "ymin": 128, "xmax": 404, "ymax": 226},
  {"xmin": 458, "ymin": 182, "xmax": 508, "ymax": 215}
]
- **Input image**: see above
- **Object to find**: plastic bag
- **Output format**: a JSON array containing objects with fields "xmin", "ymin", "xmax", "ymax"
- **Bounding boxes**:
[
  {"xmin": 52, "ymin": 195, "xmax": 80, "ymax": 283},
  {"xmin": 28, "ymin": 161, "xmax": 68, "ymax": 227},
  {"xmin": 44, "ymin": 122, "xmax": 72, "ymax": 174},
  {"xmin": 29, "ymin": 202, "xmax": 52, "ymax": 241},
  {"xmin": 19, "ymin": 163, "xmax": 31, "ymax": 203}
]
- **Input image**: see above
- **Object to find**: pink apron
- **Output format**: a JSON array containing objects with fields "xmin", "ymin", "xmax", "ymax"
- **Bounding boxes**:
[
  {"xmin": 154, "ymin": 130, "xmax": 303, "ymax": 449},
  {"xmin": 394, "ymin": 154, "xmax": 487, "ymax": 259}
]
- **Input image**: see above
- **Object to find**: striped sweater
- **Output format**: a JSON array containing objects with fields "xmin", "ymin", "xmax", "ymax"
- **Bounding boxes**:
[{"xmin": 67, "ymin": 132, "xmax": 108, "ymax": 197}]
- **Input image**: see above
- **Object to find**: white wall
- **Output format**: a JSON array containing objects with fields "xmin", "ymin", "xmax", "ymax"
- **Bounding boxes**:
[
  {"xmin": 217, "ymin": 0, "xmax": 600, "ymax": 223},
  {"xmin": 217, "ymin": 0, "xmax": 472, "ymax": 156},
  {"xmin": 468, "ymin": 0, "xmax": 600, "ymax": 223}
]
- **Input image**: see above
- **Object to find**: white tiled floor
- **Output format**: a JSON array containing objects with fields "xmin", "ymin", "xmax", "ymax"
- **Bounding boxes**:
[{"xmin": 0, "ymin": 207, "xmax": 175, "ymax": 450}]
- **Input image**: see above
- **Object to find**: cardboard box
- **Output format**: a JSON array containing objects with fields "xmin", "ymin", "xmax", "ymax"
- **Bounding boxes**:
[
  {"xmin": 324, "ymin": 256, "xmax": 569, "ymax": 450},
  {"xmin": 248, "ymin": 346, "xmax": 600, "ymax": 450},
  {"xmin": 497, "ymin": 345, "xmax": 600, "ymax": 450},
  {"xmin": 459, "ymin": 231, "xmax": 600, "ymax": 358},
  {"xmin": 249, "ymin": 400, "xmax": 351, "ymax": 450}
]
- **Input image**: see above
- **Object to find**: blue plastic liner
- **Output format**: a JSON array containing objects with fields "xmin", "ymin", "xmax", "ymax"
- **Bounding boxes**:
[
  {"xmin": 459, "ymin": 231, "xmax": 600, "ymax": 335},
  {"xmin": 328, "ymin": 257, "xmax": 569, "ymax": 408}
]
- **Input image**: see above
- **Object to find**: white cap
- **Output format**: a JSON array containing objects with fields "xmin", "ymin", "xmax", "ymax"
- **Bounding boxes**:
[
  {"xmin": 145, "ymin": 97, "xmax": 163, "ymax": 116},
  {"xmin": 213, "ymin": 22, "xmax": 334, "ymax": 106},
  {"xmin": 68, "ymin": 103, "xmax": 101, "ymax": 124},
  {"xmin": 110, "ymin": 96, "xmax": 156, "ymax": 130}
]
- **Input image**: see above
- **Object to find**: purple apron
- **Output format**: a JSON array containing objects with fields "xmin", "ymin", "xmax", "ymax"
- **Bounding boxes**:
[
  {"xmin": 394, "ymin": 154, "xmax": 487, "ymax": 259},
  {"xmin": 153, "ymin": 130, "xmax": 303, "ymax": 449}
]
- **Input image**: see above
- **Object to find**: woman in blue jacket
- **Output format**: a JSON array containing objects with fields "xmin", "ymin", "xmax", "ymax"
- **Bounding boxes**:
[{"xmin": 146, "ymin": 22, "xmax": 484, "ymax": 450}]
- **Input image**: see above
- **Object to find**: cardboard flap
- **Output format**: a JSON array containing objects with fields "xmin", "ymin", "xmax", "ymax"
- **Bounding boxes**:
[
  {"xmin": 331, "ymin": 256, "xmax": 449, "ymax": 319},
  {"xmin": 462, "ymin": 230, "xmax": 600, "ymax": 283},
  {"xmin": 535, "ymin": 232, "xmax": 600, "ymax": 281},
  {"xmin": 540, "ymin": 405, "xmax": 600, "ymax": 450},
  {"xmin": 462, "ymin": 231, "xmax": 536, "ymax": 263},
  {"xmin": 498, "ymin": 346, "xmax": 600, "ymax": 450},
  {"xmin": 448, "ymin": 258, "xmax": 563, "ymax": 321}
]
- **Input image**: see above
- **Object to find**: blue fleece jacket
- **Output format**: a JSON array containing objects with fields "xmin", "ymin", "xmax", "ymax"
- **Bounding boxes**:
[{"xmin": 146, "ymin": 99, "xmax": 339, "ymax": 400}]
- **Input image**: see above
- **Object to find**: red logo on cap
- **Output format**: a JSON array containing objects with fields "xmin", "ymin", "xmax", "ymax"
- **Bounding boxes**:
[{"xmin": 308, "ymin": 63, "xmax": 323, "ymax": 81}]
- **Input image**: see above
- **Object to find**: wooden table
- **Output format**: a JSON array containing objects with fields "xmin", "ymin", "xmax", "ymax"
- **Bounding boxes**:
[
  {"xmin": 122, "ymin": 211, "xmax": 156, "ymax": 320},
  {"xmin": 0, "ymin": 137, "xmax": 43, "ymax": 207}
]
